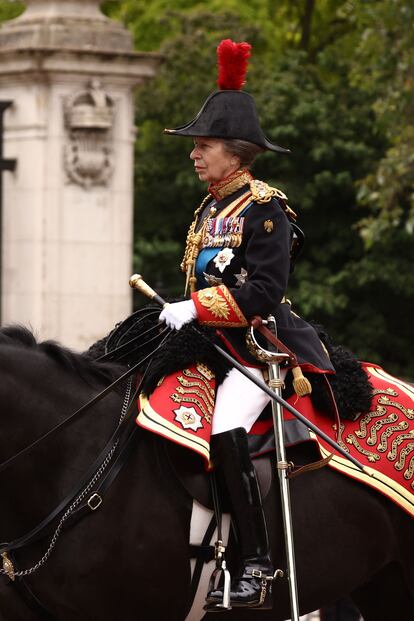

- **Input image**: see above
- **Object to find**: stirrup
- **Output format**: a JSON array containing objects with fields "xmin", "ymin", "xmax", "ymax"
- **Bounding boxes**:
[{"xmin": 204, "ymin": 540, "xmax": 232, "ymax": 612}]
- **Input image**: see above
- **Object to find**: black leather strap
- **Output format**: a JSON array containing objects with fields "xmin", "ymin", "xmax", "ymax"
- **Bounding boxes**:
[
  {"xmin": 0, "ymin": 331, "xmax": 171, "ymax": 476},
  {"xmin": 5, "ymin": 420, "xmax": 140, "ymax": 621},
  {"xmin": 187, "ymin": 515, "xmax": 217, "ymax": 614},
  {"xmin": 10, "ymin": 574, "xmax": 57, "ymax": 621},
  {"xmin": 0, "ymin": 388, "xmax": 139, "ymax": 556},
  {"xmin": 64, "ymin": 424, "xmax": 140, "ymax": 530}
]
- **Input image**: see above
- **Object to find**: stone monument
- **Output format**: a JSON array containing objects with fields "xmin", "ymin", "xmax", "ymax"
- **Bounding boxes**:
[{"xmin": 0, "ymin": 0, "xmax": 159, "ymax": 349}]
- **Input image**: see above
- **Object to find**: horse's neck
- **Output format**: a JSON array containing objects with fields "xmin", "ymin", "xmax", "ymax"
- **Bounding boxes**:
[{"xmin": 0, "ymin": 346, "xmax": 124, "ymax": 537}]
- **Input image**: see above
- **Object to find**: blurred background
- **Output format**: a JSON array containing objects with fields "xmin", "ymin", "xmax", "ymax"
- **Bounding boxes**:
[{"xmin": 1, "ymin": 0, "xmax": 413, "ymax": 378}]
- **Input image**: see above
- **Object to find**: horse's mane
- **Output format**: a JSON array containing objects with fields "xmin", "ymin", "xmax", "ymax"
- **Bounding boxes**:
[{"xmin": 0, "ymin": 325, "xmax": 123, "ymax": 384}]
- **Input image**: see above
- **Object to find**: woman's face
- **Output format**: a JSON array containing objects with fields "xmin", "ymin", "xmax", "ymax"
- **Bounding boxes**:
[{"xmin": 190, "ymin": 137, "xmax": 240, "ymax": 183}]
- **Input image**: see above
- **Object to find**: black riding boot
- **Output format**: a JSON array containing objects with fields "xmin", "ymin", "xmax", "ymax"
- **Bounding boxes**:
[{"xmin": 206, "ymin": 427, "xmax": 274, "ymax": 609}]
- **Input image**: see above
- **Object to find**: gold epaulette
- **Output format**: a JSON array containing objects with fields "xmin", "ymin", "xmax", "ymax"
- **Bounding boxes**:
[{"xmin": 249, "ymin": 179, "xmax": 297, "ymax": 221}]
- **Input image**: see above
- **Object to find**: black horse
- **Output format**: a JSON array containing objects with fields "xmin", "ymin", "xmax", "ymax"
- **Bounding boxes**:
[{"xmin": 0, "ymin": 326, "xmax": 413, "ymax": 621}]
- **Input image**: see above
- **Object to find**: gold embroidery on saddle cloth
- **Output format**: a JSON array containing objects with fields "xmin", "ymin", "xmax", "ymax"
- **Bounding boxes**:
[
  {"xmin": 377, "ymin": 421, "xmax": 409, "ymax": 452},
  {"xmin": 353, "ymin": 385, "xmax": 414, "ymax": 484},
  {"xmin": 175, "ymin": 385, "xmax": 214, "ymax": 411},
  {"xmin": 387, "ymin": 431, "xmax": 414, "ymax": 461},
  {"xmin": 346, "ymin": 434, "xmax": 380, "ymax": 462},
  {"xmin": 404, "ymin": 456, "xmax": 414, "ymax": 480},
  {"xmin": 355, "ymin": 405, "xmax": 388, "ymax": 438},
  {"xmin": 196, "ymin": 362, "xmax": 215, "ymax": 381},
  {"xmin": 182, "ymin": 369, "xmax": 215, "ymax": 400},
  {"xmin": 394, "ymin": 443, "xmax": 414, "ymax": 471},
  {"xmin": 372, "ymin": 387, "xmax": 398, "ymax": 397},
  {"xmin": 332, "ymin": 423, "xmax": 349, "ymax": 453},
  {"xmin": 366, "ymin": 414, "xmax": 399, "ymax": 446},
  {"xmin": 177, "ymin": 378, "xmax": 214, "ymax": 407},
  {"xmin": 170, "ymin": 366, "xmax": 215, "ymax": 424},
  {"xmin": 377, "ymin": 395, "xmax": 414, "ymax": 419}
]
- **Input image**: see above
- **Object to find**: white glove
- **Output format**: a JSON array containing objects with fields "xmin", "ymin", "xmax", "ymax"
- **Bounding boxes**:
[{"xmin": 159, "ymin": 299, "xmax": 197, "ymax": 330}]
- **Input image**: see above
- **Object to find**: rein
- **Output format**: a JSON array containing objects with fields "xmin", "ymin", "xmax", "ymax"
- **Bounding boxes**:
[
  {"xmin": 0, "ymin": 324, "xmax": 172, "ymax": 579},
  {"xmin": 0, "ymin": 325, "xmax": 170, "ymax": 475},
  {"xmin": 0, "ymin": 381, "xmax": 137, "ymax": 560}
]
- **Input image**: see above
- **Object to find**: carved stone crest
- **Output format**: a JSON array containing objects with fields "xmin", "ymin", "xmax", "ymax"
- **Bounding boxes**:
[{"xmin": 64, "ymin": 79, "xmax": 114, "ymax": 188}]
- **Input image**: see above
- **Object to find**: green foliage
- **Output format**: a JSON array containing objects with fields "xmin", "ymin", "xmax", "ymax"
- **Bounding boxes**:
[
  {"xmin": 351, "ymin": 0, "xmax": 414, "ymax": 252},
  {"xmin": 0, "ymin": 0, "xmax": 24, "ymax": 21}
]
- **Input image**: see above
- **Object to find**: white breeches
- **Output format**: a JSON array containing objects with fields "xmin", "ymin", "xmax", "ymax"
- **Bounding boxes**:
[{"xmin": 211, "ymin": 366, "xmax": 287, "ymax": 435}]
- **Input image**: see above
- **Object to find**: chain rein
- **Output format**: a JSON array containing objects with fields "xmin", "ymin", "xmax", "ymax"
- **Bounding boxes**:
[{"xmin": 0, "ymin": 376, "xmax": 133, "ymax": 579}]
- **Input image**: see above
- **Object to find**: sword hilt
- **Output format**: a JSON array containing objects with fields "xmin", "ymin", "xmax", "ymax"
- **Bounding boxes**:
[{"xmin": 129, "ymin": 274, "xmax": 168, "ymax": 308}]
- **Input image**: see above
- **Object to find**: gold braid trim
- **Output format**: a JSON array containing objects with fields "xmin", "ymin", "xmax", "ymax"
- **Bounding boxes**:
[
  {"xmin": 249, "ymin": 179, "xmax": 297, "ymax": 221},
  {"xmin": 209, "ymin": 169, "xmax": 253, "ymax": 200},
  {"xmin": 196, "ymin": 285, "xmax": 248, "ymax": 327},
  {"xmin": 180, "ymin": 193, "xmax": 212, "ymax": 295}
]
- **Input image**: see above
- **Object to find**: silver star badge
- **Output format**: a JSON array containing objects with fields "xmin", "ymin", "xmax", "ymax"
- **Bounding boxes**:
[
  {"xmin": 174, "ymin": 406, "xmax": 203, "ymax": 432},
  {"xmin": 203, "ymin": 272, "xmax": 223, "ymax": 286},
  {"xmin": 234, "ymin": 267, "xmax": 248, "ymax": 287}
]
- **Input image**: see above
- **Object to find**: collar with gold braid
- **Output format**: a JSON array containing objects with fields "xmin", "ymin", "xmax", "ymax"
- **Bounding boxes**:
[{"xmin": 208, "ymin": 168, "xmax": 253, "ymax": 201}]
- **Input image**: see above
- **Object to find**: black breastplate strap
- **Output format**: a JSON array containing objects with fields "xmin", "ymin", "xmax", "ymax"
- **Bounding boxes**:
[
  {"xmin": 3, "ymin": 420, "xmax": 139, "ymax": 620},
  {"xmin": 7, "ymin": 571, "xmax": 58, "ymax": 620},
  {"xmin": 0, "ymin": 392, "xmax": 139, "ymax": 559}
]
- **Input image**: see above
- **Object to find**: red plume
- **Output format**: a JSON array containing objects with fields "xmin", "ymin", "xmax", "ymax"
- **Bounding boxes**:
[{"xmin": 217, "ymin": 39, "xmax": 252, "ymax": 90}]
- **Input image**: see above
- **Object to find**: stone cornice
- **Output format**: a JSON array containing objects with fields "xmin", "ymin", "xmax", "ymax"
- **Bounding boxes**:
[
  {"xmin": 0, "ymin": 47, "xmax": 162, "ymax": 80},
  {"xmin": 0, "ymin": 20, "xmax": 134, "ymax": 53}
]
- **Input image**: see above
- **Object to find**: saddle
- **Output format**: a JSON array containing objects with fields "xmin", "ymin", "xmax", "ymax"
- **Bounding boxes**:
[{"xmin": 165, "ymin": 439, "xmax": 274, "ymax": 511}]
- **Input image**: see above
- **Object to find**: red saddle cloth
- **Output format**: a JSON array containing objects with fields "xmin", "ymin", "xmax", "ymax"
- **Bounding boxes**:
[
  {"xmin": 137, "ymin": 362, "xmax": 414, "ymax": 516},
  {"xmin": 306, "ymin": 363, "xmax": 414, "ymax": 518}
]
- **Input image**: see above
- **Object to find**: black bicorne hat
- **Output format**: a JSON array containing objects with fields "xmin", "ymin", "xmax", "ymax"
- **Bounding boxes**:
[{"xmin": 164, "ymin": 39, "xmax": 290, "ymax": 154}]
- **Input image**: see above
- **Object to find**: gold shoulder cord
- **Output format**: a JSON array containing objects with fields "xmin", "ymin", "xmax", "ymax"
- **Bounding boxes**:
[
  {"xmin": 250, "ymin": 179, "xmax": 297, "ymax": 221},
  {"xmin": 181, "ymin": 193, "xmax": 214, "ymax": 296}
]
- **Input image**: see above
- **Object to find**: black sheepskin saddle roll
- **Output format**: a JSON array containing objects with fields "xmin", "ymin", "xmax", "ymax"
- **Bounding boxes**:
[{"xmin": 88, "ymin": 308, "xmax": 373, "ymax": 421}]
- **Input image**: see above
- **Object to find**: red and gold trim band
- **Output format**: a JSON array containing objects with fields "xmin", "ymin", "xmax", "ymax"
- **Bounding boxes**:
[
  {"xmin": 192, "ymin": 285, "xmax": 248, "ymax": 327},
  {"xmin": 208, "ymin": 169, "xmax": 253, "ymax": 201}
]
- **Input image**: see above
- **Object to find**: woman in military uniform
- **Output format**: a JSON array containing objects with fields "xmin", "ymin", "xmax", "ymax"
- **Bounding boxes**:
[{"xmin": 158, "ymin": 40, "xmax": 334, "ymax": 610}]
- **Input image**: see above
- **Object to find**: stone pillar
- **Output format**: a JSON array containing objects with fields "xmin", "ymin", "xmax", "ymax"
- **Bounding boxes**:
[{"xmin": 0, "ymin": 0, "xmax": 159, "ymax": 350}]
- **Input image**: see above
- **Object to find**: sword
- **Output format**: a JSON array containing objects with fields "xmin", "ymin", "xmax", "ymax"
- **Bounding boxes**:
[
  {"xmin": 129, "ymin": 274, "xmax": 367, "ymax": 472},
  {"xmin": 255, "ymin": 314, "xmax": 300, "ymax": 620}
]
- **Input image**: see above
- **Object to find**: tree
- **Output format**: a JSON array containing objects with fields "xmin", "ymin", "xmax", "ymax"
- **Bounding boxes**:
[{"xmin": 0, "ymin": 0, "xmax": 24, "ymax": 21}]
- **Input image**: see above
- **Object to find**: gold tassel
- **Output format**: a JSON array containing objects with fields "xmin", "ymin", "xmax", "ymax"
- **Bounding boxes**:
[{"xmin": 292, "ymin": 365, "xmax": 312, "ymax": 397}]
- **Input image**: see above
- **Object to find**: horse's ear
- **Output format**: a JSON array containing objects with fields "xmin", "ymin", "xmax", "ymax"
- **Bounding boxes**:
[{"xmin": 0, "ymin": 325, "xmax": 37, "ymax": 348}]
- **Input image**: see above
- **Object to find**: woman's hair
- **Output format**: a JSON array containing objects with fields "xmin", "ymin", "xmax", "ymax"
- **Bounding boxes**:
[{"xmin": 222, "ymin": 139, "xmax": 265, "ymax": 168}]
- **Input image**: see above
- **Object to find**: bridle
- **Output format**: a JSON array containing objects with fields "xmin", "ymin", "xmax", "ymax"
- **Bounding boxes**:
[
  {"xmin": 0, "ymin": 310, "xmax": 166, "ymax": 475},
  {"xmin": 0, "ymin": 312, "xmax": 171, "ymax": 584}
]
